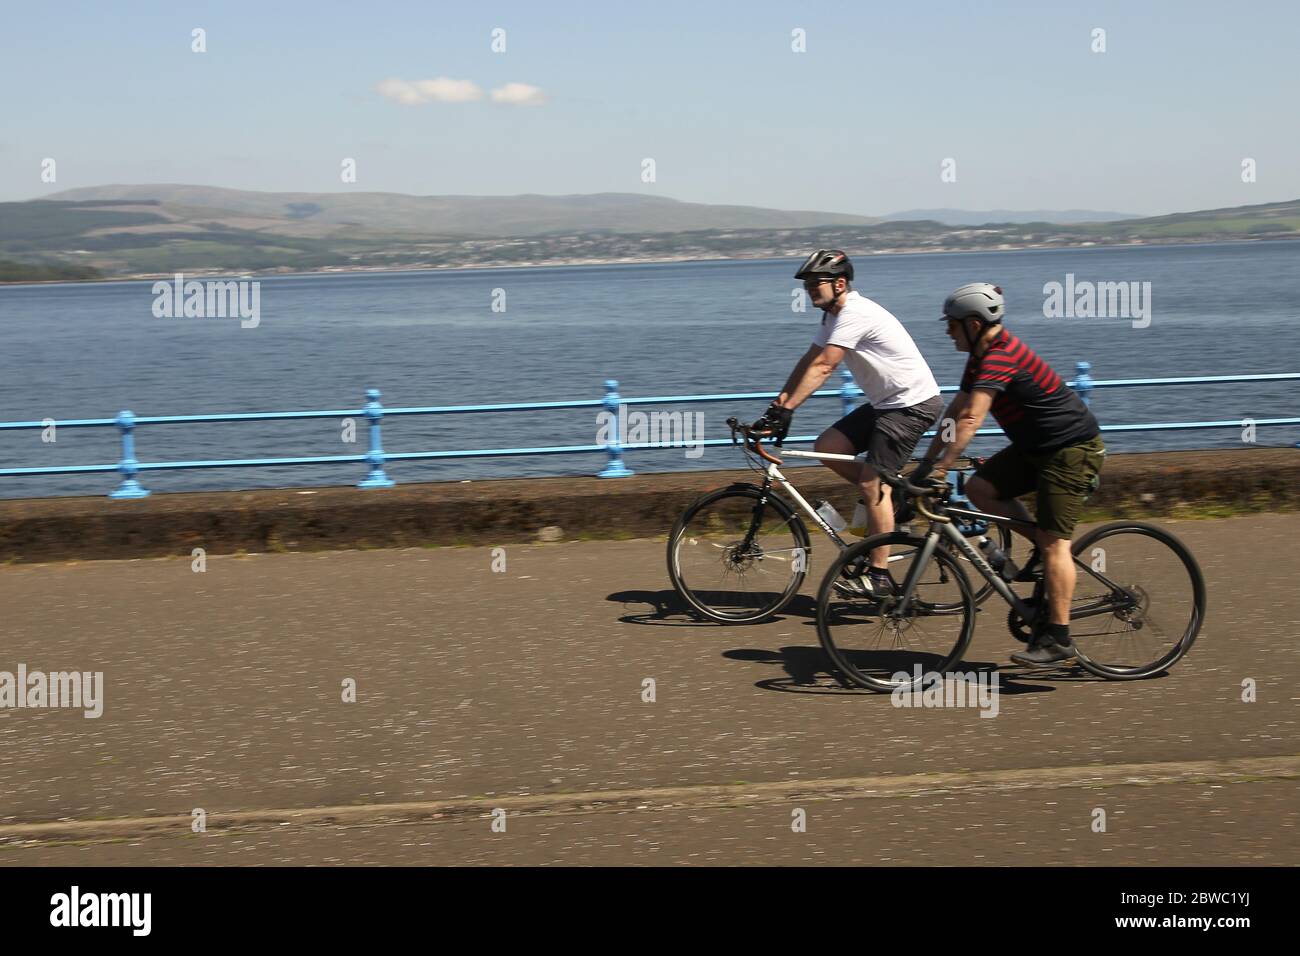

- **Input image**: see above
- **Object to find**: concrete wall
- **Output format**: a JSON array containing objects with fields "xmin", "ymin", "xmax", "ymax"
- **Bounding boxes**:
[{"xmin": 0, "ymin": 447, "xmax": 1295, "ymax": 563}]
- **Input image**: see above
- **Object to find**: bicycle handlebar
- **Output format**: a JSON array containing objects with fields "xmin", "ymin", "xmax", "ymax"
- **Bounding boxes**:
[{"xmin": 726, "ymin": 416, "xmax": 785, "ymax": 465}]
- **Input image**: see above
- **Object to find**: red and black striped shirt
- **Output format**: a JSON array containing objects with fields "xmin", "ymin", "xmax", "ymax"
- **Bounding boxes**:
[{"xmin": 959, "ymin": 329, "xmax": 1099, "ymax": 452}]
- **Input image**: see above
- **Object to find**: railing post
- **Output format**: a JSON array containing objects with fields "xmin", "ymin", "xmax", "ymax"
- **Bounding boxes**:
[
  {"xmin": 1074, "ymin": 361, "xmax": 1093, "ymax": 407},
  {"xmin": 109, "ymin": 409, "xmax": 150, "ymax": 499},
  {"xmin": 840, "ymin": 368, "xmax": 862, "ymax": 418},
  {"xmin": 358, "ymin": 388, "xmax": 396, "ymax": 488},
  {"xmin": 598, "ymin": 379, "xmax": 633, "ymax": 478}
]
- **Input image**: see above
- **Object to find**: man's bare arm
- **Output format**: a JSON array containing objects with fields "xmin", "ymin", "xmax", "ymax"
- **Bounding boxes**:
[
  {"xmin": 919, "ymin": 390, "xmax": 969, "ymax": 462},
  {"xmin": 934, "ymin": 388, "xmax": 995, "ymax": 473},
  {"xmin": 782, "ymin": 344, "xmax": 846, "ymax": 410},
  {"xmin": 777, "ymin": 345, "xmax": 820, "ymax": 405}
]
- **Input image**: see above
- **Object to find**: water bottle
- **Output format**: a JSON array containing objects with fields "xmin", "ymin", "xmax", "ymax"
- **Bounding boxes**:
[
  {"xmin": 814, "ymin": 500, "xmax": 847, "ymax": 533},
  {"xmin": 848, "ymin": 501, "xmax": 868, "ymax": 537},
  {"xmin": 979, "ymin": 538, "xmax": 1017, "ymax": 581}
]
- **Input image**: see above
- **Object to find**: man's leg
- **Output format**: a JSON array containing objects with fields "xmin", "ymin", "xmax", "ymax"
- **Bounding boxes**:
[
  {"xmin": 1031, "ymin": 443, "xmax": 1100, "ymax": 634},
  {"xmin": 1011, "ymin": 515, "xmax": 1079, "ymax": 664},
  {"xmin": 1010, "ymin": 530, "xmax": 1078, "ymax": 665},
  {"xmin": 858, "ymin": 463, "xmax": 893, "ymax": 569},
  {"xmin": 966, "ymin": 476, "xmax": 1036, "ymax": 544},
  {"xmin": 1011, "ymin": 442, "xmax": 1102, "ymax": 665},
  {"xmin": 814, "ymin": 427, "xmax": 894, "ymax": 562},
  {"xmin": 813, "ymin": 426, "xmax": 863, "ymax": 484},
  {"xmin": 857, "ymin": 399, "xmax": 941, "ymax": 572},
  {"xmin": 814, "ymin": 426, "xmax": 897, "ymax": 585},
  {"xmin": 1037, "ymin": 531, "xmax": 1074, "ymax": 626}
]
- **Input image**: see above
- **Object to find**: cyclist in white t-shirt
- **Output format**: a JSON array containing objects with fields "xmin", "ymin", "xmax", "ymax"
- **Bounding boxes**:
[{"xmin": 752, "ymin": 250, "xmax": 943, "ymax": 598}]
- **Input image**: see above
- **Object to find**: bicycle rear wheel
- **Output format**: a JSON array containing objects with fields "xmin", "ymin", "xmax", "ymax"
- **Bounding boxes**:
[
  {"xmin": 817, "ymin": 532, "xmax": 975, "ymax": 691},
  {"xmin": 667, "ymin": 485, "xmax": 811, "ymax": 624},
  {"xmin": 1068, "ymin": 522, "xmax": 1206, "ymax": 679}
]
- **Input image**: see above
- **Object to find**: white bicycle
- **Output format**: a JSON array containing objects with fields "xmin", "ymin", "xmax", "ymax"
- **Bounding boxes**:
[{"xmin": 666, "ymin": 417, "xmax": 1010, "ymax": 623}]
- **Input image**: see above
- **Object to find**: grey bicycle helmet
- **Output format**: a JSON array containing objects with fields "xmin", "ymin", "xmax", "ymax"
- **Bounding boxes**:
[
  {"xmin": 942, "ymin": 282, "xmax": 1005, "ymax": 323},
  {"xmin": 795, "ymin": 249, "xmax": 854, "ymax": 282}
]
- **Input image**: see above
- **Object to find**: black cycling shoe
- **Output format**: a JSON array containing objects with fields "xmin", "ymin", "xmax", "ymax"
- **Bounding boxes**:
[
  {"xmin": 1010, "ymin": 633, "xmax": 1076, "ymax": 667},
  {"xmin": 869, "ymin": 570, "xmax": 900, "ymax": 598}
]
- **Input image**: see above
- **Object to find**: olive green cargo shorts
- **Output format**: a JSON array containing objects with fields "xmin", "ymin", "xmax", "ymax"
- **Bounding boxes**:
[{"xmin": 975, "ymin": 435, "xmax": 1106, "ymax": 539}]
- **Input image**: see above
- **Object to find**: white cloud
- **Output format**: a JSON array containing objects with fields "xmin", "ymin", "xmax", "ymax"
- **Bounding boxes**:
[
  {"xmin": 414, "ymin": 78, "xmax": 483, "ymax": 103},
  {"xmin": 375, "ymin": 77, "xmax": 484, "ymax": 105},
  {"xmin": 375, "ymin": 78, "xmax": 426, "ymax": 106},
  {"xmin": 490, "ymin": 82, "xmax": 546, "ymax": 106}
]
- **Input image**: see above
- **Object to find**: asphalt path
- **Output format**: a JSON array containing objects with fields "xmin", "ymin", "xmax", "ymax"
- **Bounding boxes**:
[{"xmin": 1, "ymin": 513, "xmax": 1296, "ymax": 865}]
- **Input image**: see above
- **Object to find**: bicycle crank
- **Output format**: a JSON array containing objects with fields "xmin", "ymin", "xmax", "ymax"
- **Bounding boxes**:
[{"xmin": 1006, "ymin": 596, "xmax": 1041, "ymax": 644}]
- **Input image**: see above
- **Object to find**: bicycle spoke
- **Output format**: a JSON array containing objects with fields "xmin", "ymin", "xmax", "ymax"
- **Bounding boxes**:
[{"xmin": 818, "ymin": 535, "xmax": 974, "ymax": 690}]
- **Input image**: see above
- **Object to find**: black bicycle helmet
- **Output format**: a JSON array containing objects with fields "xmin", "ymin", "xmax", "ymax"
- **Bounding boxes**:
[{"xmin": 794, "ymin": 249, "xmax": 854, "ymax": 282}]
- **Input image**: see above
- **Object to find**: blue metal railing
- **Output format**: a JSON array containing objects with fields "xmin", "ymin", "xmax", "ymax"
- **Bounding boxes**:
[{"xmin": 1, "ymin": 366, "xmax": 1297, "ymax": 498}]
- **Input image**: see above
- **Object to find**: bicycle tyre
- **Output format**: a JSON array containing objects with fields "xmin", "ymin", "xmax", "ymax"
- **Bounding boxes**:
[
  {"xmin": 1069, "ymin": 521, "xmax": 1206, "ymax": 679},
  {"xmin": 667, "ymin": 484, "xmax": 811, "ymax": 624},
  {"xmin": 816, "ymin": 531, "xmax": 976, "ymax": 691}
]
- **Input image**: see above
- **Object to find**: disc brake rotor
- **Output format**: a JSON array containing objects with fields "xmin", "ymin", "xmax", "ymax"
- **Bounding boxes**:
[
  {"xmin": 1114, "ymin": 583, "xmax": 1149, "ymax": 628},
  {"xmin": 725, "ymin": 543, "xmax": 761, "ymax": 572}
]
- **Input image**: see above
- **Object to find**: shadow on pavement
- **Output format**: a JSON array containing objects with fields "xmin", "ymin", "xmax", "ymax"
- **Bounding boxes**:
[
  {"xmin": 724, "ymin": 647, "xmax": 1063, "ymax": 697},
  {"xmin": 1001, "ymin": 661, "xmax": 1170, "ymax": 685},
  {"xmin": 606, "ymin": 588, "xmax": 818, "ymax": 626},
  {"xmin": 725, "ymin": 646, "xmax": 850, "ymax": 690},
  {"xmin": 606, "ymin": 588, "xmax": 711, "ymax": 626},
  {"xmin": 605, "ymin": 589, "xmax": 1134, "ymax": 695}
]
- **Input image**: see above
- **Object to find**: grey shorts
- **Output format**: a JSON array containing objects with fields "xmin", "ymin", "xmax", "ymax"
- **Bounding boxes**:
[{"xmin": 828, "ymin": 395, "xmax": 943, "ymax": 476}]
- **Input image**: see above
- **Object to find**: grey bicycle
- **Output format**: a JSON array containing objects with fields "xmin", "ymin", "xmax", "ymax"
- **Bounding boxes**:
[{"xmin": 816, "ymin": 460, "xmax": 1207, "ymax": 692}]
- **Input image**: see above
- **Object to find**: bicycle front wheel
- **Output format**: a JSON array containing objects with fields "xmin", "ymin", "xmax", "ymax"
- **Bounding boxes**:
[
  {"xmin": 817, "ymin": 532, "xmax": 975, "ymax": 691},
  {"xmin": 1069, "ymin": 522, "xmax": 1206, "ymax": 679},
  {"xmin": 667, "ymin": 485, "xmax": 811, "ymax": 624}
]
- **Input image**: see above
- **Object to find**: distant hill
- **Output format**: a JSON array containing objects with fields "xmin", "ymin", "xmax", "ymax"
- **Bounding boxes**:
[
  {"xmin": 1068, "ymin": 198, "xmax": 1300, "ymax": 239},
  {"xmin": 0, "ymin": 258, "xmax": 101, "ymax": 282},
  {"xmin": 2, "ymin": 189, "xmax": 1296, "ymax": 281},
  {"xmin": 885, "ymin": 208, "xmax": 1137, "ymax": 225},
  {"xmin": 47, "ymin": 185, "xmax": 880, "ymax": 237}
]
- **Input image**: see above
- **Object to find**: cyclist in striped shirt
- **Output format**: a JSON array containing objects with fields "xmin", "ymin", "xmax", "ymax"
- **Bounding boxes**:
[{"xmin": 915, "ymin": 283, "xmax": 1106, "ymax": 666}]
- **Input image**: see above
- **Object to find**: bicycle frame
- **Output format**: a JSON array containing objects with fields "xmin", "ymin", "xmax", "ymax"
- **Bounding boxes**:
[
  {"xmin": 899, "ymin": 503, "xmax": 1141, "ymax": 626},
  {"xmin": 896, "ymin": 516, "xmax": 1035, "ymax": 621},
  {"xmin": 727, "ymin": 421, "xmax": 1142, "ymax": 633},
  {"xmin": 757, "ymin": 447, "xmax": 859, "ymax": 549},
  {"xmin": 746, "ymin": 445, "xmax": 989, "ymax": 558}
]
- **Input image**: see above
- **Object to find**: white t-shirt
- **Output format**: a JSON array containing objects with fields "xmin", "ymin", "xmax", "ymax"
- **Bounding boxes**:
[{"xmin": 811, "ymin": 291, "xmax": 940, "ymax": 410}]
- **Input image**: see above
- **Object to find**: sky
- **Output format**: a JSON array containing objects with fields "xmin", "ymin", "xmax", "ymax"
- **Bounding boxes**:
[{"xmin": 2, "ymin": 0, "xmax": 1298, "ymax": 216}]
